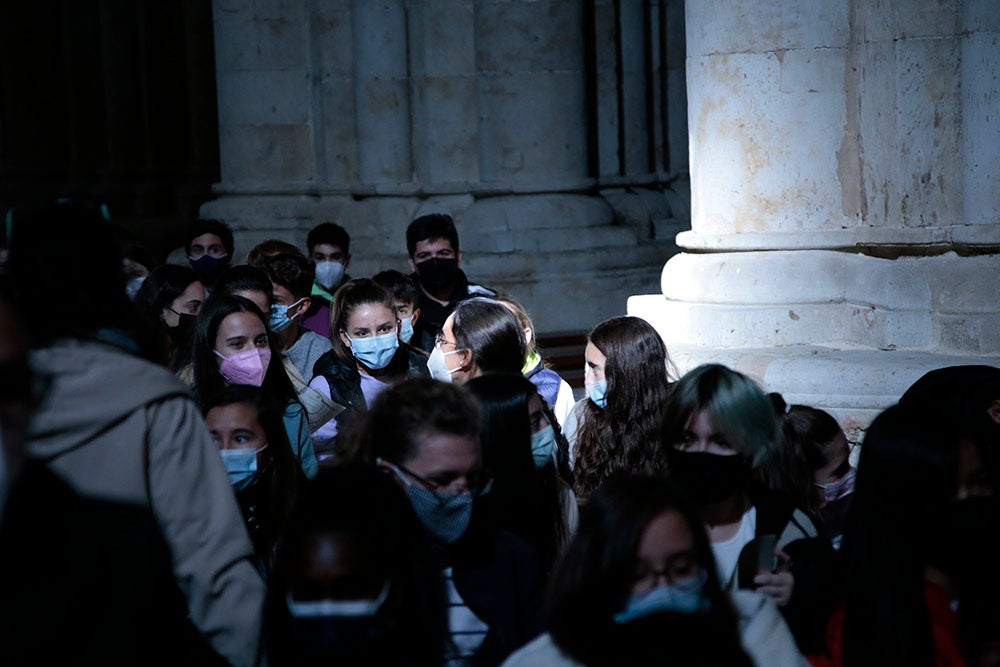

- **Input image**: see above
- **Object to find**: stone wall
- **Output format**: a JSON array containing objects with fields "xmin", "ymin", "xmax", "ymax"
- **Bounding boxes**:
[
  {"xmin": 630, "ymin": 0, "xmax": 1000, "ymax": 436},
  {"xmin": 203, "ymin": 0, "xmax": 690, "ymax": 334}
]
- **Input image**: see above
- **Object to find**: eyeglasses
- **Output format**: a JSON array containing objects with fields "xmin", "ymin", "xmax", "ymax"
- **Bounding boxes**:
[
  {"xmin": 630, "ymin": 554, "xmax": 703, "ymax": 594},
  {"xmin": 382, "ymin": 458, "xmax": 493, "ymax": 502},
  {"xmin": 434, "ymin": 331, "xmax": 460, "ymax": 349}
]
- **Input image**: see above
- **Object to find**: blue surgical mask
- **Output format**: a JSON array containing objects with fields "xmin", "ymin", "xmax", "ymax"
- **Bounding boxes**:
[
  {"xmin": 348, "ymin": 331, "xmax": 399, "ymax": 370},
  {"xmin": 270, "ymin": 298, "xmax": 306, "ymax": 333},
  {"xmin": 379, "ymin": 459, "xmax": 475, "ymax": 544},
  {"xmin": 530, "ymin": 426, "xmax": 557, "ymax": 469},
  {"xmin": 399, "ymin": 316, "xmax": 415, "ymax": 344},
  {"xmin": 614, "ymin": 570, "xmax": 709, "ymax": 624},
  {"xmin": 586, "ymin": 379, "xmax": 608, "ymax": 408},
  {"xmin": 220, "ymin": 445, "xmax": 267, "ymax": 491}
]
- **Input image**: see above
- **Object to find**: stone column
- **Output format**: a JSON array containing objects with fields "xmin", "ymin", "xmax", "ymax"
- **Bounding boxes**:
[
  {"xmin": 201, "ymin": 0, "xmax": 686, "ymax": 334},
  {"xmin": 630, "ymin": 0, "xmax": 1000, "ymax": 435}
]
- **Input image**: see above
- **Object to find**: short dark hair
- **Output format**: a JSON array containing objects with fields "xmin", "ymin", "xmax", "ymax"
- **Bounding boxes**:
[
  {"xmin": 371, "ymin": 269, "xmax": 419, "ymax": 306},
  {"xmin": 259, "ymin": 253, "xmax": 315, "ymax": 301},
  {"xmin": 349, "ymin": 378, "xmax": 481, "ymax": 467},
  {"xmin": 214, "ymin": 265, "xmax": 274, "ymax": 301},
  {"xmin": 406, "ymin": 213, "xmax": 458, "ymax": 258},
  {"xmin": 307, "ymin": 222, "xmax": 350, "ymax": 255},
  {"xmin": 186, "ymin": 218, "xmax": 234, "ymax": 256},
  {"xmin": 451, "ymin": 297, "xmax": 525, "ymax": 375}
]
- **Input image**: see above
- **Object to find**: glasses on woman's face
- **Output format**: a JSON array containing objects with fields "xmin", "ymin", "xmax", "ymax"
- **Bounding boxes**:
[
  {"xmin": 630, "ymin": 552, "xmax": 702, "ymax": 595},
  {"xmin": 434, "ymin": 331, "xmax": 459, "ymax": 349},
  {"xmin": 386, "ymin": 459, "xmax": 493, "ymax": 501}
]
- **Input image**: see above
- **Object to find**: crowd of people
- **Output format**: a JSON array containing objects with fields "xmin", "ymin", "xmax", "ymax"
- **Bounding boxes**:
[{"xmin": 1, "ymin": 199, "xmax": 999, "ymax": 666}]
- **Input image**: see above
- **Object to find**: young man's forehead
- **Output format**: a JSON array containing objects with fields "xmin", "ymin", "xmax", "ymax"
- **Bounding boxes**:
[{"xmin": 414, "ymin": 236, "xmax": 456, "ymax": 254}]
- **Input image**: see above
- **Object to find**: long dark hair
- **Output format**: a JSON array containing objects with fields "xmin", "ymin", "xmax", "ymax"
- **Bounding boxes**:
[
  {"xmin": 548, "ymin": 474, "xmax": 741, "ymax": 666},
  {"xmin": 134, "ymin": 264, "xmax": 202, "ymax": 368},
  {"xmin": 840, "ymin": 404, "xmax": 958, "ymax": 667},
  {"xmin": 451, "ymin": 297, "xmax": 525, "ymax": 376},
  {"xmin": 191, "ymin": 294, "xmax": 298, "ymax": 407},
  {"xmin": 574, "ymin": 317, "xmax": 672, "ymax": 500},
  {"xmin": 466, "ymin": 373, "xmax": 568, "ymax": 573},
  {"xmin": 766, "ymin": 393, "xmax": 843, "ymax": 515},
  {"xmin": 263, "ymin": 463, "xmax": 448, "ymax": 666},
  {"xmin": 200, "ymin": 385, "xmax": 306, "ymax": 569}
]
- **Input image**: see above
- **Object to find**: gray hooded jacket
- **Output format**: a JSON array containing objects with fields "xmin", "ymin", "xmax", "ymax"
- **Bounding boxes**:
[{"xmin": 27, "ymin": 339, "xmax": 265, "ymax": 667}]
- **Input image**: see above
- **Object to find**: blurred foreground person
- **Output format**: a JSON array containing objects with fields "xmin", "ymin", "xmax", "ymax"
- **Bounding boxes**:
[
  {"xmin": 4, "ymin": 202, "xmax": 264, "ymax": 667},
  {"xmin": 264, "ymin": 464, "xmax": 447, "ymax": 666},
  {"xmin": 503, "ymin": 475, "xmax": 806, "ymax": 667}
]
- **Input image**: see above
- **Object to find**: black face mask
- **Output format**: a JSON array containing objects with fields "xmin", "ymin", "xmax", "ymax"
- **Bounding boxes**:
[
  {"xmin": 415, "ymin": 257, "xmax": 459, "ymax": 291},
  {"xmin": 165, "ymin": 313, "xmax": 197, "ymax": 345},
  {"xmin": 189, "ymin": 254, "xmax": 229, "ymax": 283},
  {"xmin": 666, "ymin": 449, "xmax": 753, "ymax": 505}
]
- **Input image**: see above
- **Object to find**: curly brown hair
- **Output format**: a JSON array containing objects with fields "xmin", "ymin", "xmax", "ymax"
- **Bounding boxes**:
[{"xmin": 572, "ymin": 316, "xmax": 673, "ymax": 501}]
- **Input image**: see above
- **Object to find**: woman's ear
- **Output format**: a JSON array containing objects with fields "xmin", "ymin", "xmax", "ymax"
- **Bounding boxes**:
[{"xmin": 338, "ymin": 329, "xmax": 351, "ymax": 349}]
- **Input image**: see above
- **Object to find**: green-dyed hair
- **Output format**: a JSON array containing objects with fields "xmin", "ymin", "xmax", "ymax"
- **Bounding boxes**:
[{"xmin": 661, "ymin": 363, "xmax": 779, "ymax": 469}]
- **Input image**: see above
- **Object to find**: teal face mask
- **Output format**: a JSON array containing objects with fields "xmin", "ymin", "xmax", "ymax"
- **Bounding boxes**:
[
  {"xmin": 269, "ymin": 298, "xmax": 305, "ymax": 333},
  {"xmin": 586, "ymin": 379, "xmax": 608, "ymax": 409},
  {"xmin": 530, "ymin": 425, "xmax": 557, "ymax": 469}
]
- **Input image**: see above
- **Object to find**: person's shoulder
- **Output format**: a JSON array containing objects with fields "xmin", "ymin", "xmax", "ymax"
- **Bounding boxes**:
[
  {"xmin": 501, "ymin": 633, "xmax": 582, "ymax": 667},
  {"xmin": 299, "ymin": 330, "xmax": 333, "ymax": 351}
]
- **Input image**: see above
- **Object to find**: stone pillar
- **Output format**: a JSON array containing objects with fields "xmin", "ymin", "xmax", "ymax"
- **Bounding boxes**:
[
  {"xmin": 630, "ymin": 0, "xmax": 1000, "ymax": 436},
  {"xmin": 202, "ymin": 0, "xmax": 687, "ymax": 334}
]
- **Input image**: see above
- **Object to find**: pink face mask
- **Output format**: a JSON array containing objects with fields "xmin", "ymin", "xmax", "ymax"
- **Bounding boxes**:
[{"xmin": 214, "ymin": 347, "xmax": 271, "ymax": 387}]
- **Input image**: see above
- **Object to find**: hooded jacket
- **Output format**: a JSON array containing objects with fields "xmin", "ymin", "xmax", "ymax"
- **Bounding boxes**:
[{"xmin": 27, "ymin": 338, "xmax": 265, "ymax": 667}]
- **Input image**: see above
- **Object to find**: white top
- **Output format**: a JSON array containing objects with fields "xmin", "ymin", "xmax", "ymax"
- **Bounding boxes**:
[
  {"xmin": 443, "ymin": 566, "xmax": 489, "ymax": 665},
  {"xmin": 711, "ymin": 506, "xmax": 757, "ymax": 588}
]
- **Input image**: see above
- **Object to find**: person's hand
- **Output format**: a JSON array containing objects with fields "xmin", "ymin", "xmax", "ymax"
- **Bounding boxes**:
[{"xmin": 753, "ymin": 547, "xmax": 793, "ymax": 606}]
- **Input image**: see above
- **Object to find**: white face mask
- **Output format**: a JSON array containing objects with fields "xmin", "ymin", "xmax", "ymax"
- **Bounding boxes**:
[
  {"xmin": 286, "ymin": 581, "xmax": 390, "ymax": 619},
  {"xmin": 314, "ymin": 261, "xmax": 346, "ymax": 290},
  {"xmin": 427, "ymin": 344, "xmax": 465, "ymax": 383}
]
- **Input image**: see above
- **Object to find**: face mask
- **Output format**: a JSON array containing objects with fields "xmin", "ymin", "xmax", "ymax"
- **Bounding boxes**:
[
  {"xmin": 415, "ymin": 257, "xmax": 459, "ymax": 290},
  {"xmin": 667, "ymin": 449, "xmax": 753, "ymax": 504},
  {"xmin": 427, "ymin": 344, "xmax": 465, "ymax": 383},
  {"xmin": 189, "ymin": 253, "xmax": 229, "ymax": 281},
  {"xmin": 614, "ymin": 571, "xmax": 709, "ymax": 624},
  {"xmin": 814, "ymin": 467, "xmax": 856, "ymax": 504},
  {"xmin": 586, "ymin": 379, "xmax": 608, "ymax": 409},
  {"xmin": 314, "ymin": 261, "xmax": 346, "ymax": 290},
  {"xmin": 125, "ymin": 276, "xmax": 145, "ymax": 301},
  {"xmin": 531, "ymin": 425, "xmax": 557, "ymax": 469},
  {"xmin": 399, "ymin": 316, "xmax": 415, "ymax": 344},
  {"xmin": 381, "ymin": 459, "xmax": 474, "ymax": 544},
  {"xmin": 347, "ymin": 331, "xmax": 399, "ymax": 370},
  {"xmin": 165, "ymin": 312, "xmax": 197, "ymax": 345},
  {"xmin": 220, "ymin": 445, "xmax": 267, "ymax": 491},
  {"xmin": 286, "ymin": 581, "xmax": 390, "ymax": 619},
  {"xmin": 269, "ymin": 298, "xmax": 305, "ymax": 333},
  {"xmin": 214, "ymin": 347, "xmax": 272, "ymax": 387}
]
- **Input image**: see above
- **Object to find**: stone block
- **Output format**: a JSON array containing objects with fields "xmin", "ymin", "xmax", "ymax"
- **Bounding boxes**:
[
  {"xmin": 352, "ymin": 2, "xmax": 408, "ymax": 79},
  {"xmin": 688, "ymin": 51, "xmax": 849, "ymax": 236},
  {"xmin": 961, "ymin": 33, "xmax": 1000, "ymax": 224},
  {"xmin": 476, "ymin": 0, "xmax": 583, "ymax": 73},
  {"xmin": 355, "ymin": 78, "xmax": 412, "ymax": 183},
  {"xmin": 412, "ymin": 76, "xmax": 479, "ymax": 184},
  {"xmin": 686, "ymin": 0, "xmax": 848, "ymax": 57},
  {"xmin": 311, "ymin": 5, "xmax": 354, "ymax": 80},
  {"xmin": 478, "ymin": 72, "xmax": 588, "ymax": 182},
  {"xmin": 217, "ymin": 124, "xmax": 314, "ymax": 186},
  {"xmin": 213, "ymin": 4, "xmax": 307, "ymax": 71},
  {"xmin": 317, "ymin": 77, "xmax": 359, "ymax": 185},
  {"xmin": 966, "ymin": 0, "xmax": 1000, "ymax": 32},
  {"xmin": 216, "ymin": 69, "xmax": 310, "ymax": 125},
  {"xmin": 412, "ymin": 1, "xmax": 475, "ymax": 77}
]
